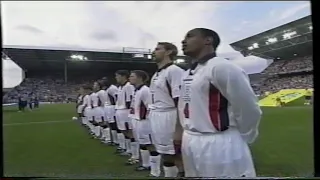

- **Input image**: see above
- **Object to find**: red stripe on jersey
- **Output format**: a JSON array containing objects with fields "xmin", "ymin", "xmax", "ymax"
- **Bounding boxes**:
[
  {"xmin": 208, "ymin": 84, "xmax": 229, "ymax": 131},
  {"xmin": 208, "ymin": 87, "xmax": 221, "ymax": 131},
  {"xmin": 139, "ymin": 100, "xmax": 147, "ymax": 119}
]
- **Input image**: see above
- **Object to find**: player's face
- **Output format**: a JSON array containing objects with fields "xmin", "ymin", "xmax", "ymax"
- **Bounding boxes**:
[
  {"xmin": 129, "ymin": 73, "xmax": 138, "ymax": 85},
  {"xmin": 93, "ymin": 82, "xmax": 100, "ymax": 91},
  {"xmin": 152, "ymin": 44, "xmax": 167, "ymax": 63},
  {"xmin": 182, "ymin": 29, "xmax": 205, "ymax": 56},
  {"xmin": 115, "ymin": 73, "xmax": 125, "ymax": 84}
]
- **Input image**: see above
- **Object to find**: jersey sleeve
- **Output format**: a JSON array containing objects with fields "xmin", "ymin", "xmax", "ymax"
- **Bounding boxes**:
[
  {"xmin": 141, "ymin": 88, "xmax": 151, "ymax": 107},
  {"xmin": 211, "ymin": 62, "xmax": 262, "ymax": 144},
  {"xmin": 125, "ymin": 85, "xmax": 135, "ymax": 102},
  {"xmin": 109, "ymin": 86, "xmax": 118, "ymax": 97},
  {"xmin": 167, "ymin": 66, "xmax": 184, "ymax": 98},
  {"xmin": 82, "ymin": 96, "xmax": 88, "ymax": 106},
  {"xmin": 87, "ymin": 95, "xmax": 92, "ymax": 108}
]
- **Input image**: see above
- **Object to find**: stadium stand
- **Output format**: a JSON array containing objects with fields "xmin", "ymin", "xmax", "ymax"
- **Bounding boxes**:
[
  {"xmin": 2, "ymin": 46, "xmax": 188, "ymax": 103},
  {"xmin": 231, "ymin": 15, "xmax": 313, "ymax": 96}
]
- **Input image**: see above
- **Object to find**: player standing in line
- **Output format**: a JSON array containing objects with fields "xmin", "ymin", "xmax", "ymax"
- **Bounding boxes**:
[
  {"xmin": 76, "ymin": 88, "xmax": 85, "ymax": 121},
  {"xmin": 82, "ymin": 85, "xmax": 93, "ymax": 129},
  {"xmin": 86, "ymin": 85, "xmax": 96, "ymax": 136},
  {"xmin": 102, "ymin": 78, "xmax": 119, "ymax": 146},
  {"xmin": 96, "ymin": 80, "xmax": 108, "ymax": 141},
  {"xmin": 179, "ymin": 28, "xmax": 262, "ymax": 177},
  {"xmin": 91, "ymin": 81, "xmax": 105, "ymax": 138},
  {"xmin": 148, "ymin": 42, "xmax": 184, "ymax": 177},
  {"xmin": 129, "ymin": 70, "xmax": 158, "ymax": 172},
  {"xmin": 114, "ymin": 70, "xmax": 137, "ymax": 156}
]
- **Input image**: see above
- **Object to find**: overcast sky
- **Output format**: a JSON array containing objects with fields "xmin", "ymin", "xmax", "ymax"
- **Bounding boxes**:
[{"xmin": 2, "ymin": 1, "xmax": 311, "ymax": 88}]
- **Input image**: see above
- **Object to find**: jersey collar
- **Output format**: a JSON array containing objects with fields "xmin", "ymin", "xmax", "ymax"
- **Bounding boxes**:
[
  {"xmin": 135, "ymin": 84, "xmax": 145, "ymax": 91},
  {"xmin": 189, "ymin": 52, "xmax": 217, "ymax": 70},
  {"xmin": 157, "ymin": 62, "xmax": 173, "ymax": 72}
]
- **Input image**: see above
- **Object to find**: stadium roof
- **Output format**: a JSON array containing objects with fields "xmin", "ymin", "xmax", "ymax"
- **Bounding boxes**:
[
  {"xmin": 230, "ymin": 15, "xmax": 312, "ymax": 60},
  {"xmin": 3, "ymin": 45, "xmax": 188, "ymax": 72}
]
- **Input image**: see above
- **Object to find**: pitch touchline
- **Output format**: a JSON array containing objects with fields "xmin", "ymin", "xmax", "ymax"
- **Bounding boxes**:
[{"xmin": 3, "ymin": 120, "xmax": 74, "ymax": 126}]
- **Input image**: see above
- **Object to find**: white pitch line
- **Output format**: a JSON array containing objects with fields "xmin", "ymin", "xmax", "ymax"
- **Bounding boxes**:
[{"xmin": 3, "ymin": 120, "xmax": 74, "ymax": 126}]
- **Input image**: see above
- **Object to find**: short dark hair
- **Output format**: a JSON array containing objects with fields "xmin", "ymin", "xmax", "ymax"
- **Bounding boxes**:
[
  {"xmin": 99, "ymin": 79, "xmax": 109, "ymax": 88},
  {"xmin": 194, "ymin": 28, "xmax": 220, "ymax": 50},
  {"xmin": 131, "ymin": 70, "xmax": 149, "ymax": 83},
  {"xmin": 158, "ymin": 42, "xmax": 178, "ymax": 60},
  {"xmin": 115, "ymin": 70, "xmax": 130, "ymax": 78}
]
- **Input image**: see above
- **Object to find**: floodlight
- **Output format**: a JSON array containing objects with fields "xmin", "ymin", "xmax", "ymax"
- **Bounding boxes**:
[
  {"xmin": 252, "ymin": 43, "xmax": 259, "ymax": 48},
  {"xmin": 70, "ymin": 54, "xmax": 88, "ymax": 61},
  {"xmin": 267, "ymin": 38, "xmax": 278, "ymax": 43},
  {"xmin": 283, "ymin": 31, "xmax": 297, "ymax": 40}
]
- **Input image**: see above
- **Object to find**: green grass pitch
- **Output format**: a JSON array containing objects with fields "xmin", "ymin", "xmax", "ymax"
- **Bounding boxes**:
[{"xmin": 3, "ymin": 99, "xmax": 313, "ymax": 178}]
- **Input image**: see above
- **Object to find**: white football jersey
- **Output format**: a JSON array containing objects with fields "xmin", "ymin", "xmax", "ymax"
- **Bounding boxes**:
[
  {"xmin": 90, "ymin": 92, "xmax": 100, "ymax": 108},
  {"xmin": 97, "ymin": 90, "xmax": 106, "ymax": 106},
  {"xmin": 84, "ymin": 94, "xmax": 91, "ymax": 108},
  {"xmin": 115, "ymin": 82, "xmax": 135, "ymax": 110},
  {"xmin": 131, "ymin": 85, "xmax": 150, "ymax": 120},
  {"xmin": 179, "ymin": 56, "xmax": 261, "ymax": 143},
  {"xmin": 105, "ymin": 85, "xmax": 118, "ymax": 106},
  {"xmin": 77, "ymin": 95, "xmax": 83, "ymax": 104},
  {"xmin": 150, "ymin": 63, "xmax": 184, "ymax": 111}
]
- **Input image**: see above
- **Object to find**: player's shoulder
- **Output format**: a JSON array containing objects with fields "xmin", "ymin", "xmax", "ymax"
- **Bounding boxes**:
[
  {"xmin": 209, "ymin": 57, "xmax": 244, "ymax": 73},
  {"xmin": 141, "ymin": 85, "xmax": 150, "ymax": 92},
  {"xmin": 166, "ymin": 64, "xmax": 184, "ymax": 76},
  {"xmin": 109, "ymin": 84, "xmax": 118, "ymax": 90},
  {"xmin": 168, "ymin": 64, "xmax": 184, "ymax": 71},
  {"xmin": 124, "ymin": 82, "xmax": 133, "ymax": 87}
]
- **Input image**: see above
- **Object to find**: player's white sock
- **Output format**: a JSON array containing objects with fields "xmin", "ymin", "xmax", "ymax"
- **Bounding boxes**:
[
  {"xmin": 163, "ymin": 166, "xmax": 178, "ymax": 177},
  {"xmin": 125, "ymin": 139, "xmax": 131, "ymax": 153},
  {"xmin": 89, "ymin": 123, "xmax": 94, "ymax": 132},
  {"xmin": 131, "ymin": 141, "xmax": 139, "ymax": 159},
  {"xmin": 118, "ymin": 133, "xmax": 125, "ymax": 149},
  {"xmin": 104, "ymin": 128, "xmax": 111, "ymax": 141},
  {"xmin": 112, "ymin": 130, "xmax": 118, "ymax": 143},
  {"xmin": 140, "ymin": 149, "xmax": 150, "ymax": 167},
  {"xmin": 150, "ymin": 155, "xmax": 161, "ymax": 177},
  {"xmin": 95, "ymin": 126, "xmax": 100, "ymax": 136}
]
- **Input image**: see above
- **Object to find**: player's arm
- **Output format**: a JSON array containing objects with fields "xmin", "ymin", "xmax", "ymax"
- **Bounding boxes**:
[
  {"xmin": 141, "ymin": 88, "xmax": 151, "ymax": 108},
  {"xmin": 168, "ymin": 67, "xmax": 184, "ymax": 107},
  {"xmin": 168, "ymin": 68, "xmax": 184, "ymax": 145},
  {"xmin": 125, "ymin": 85, "xmax": 134, "ymax": 109},
  {"xmin": 76, "ymin": 95, "xmax": 80, "ymax": 109},
  {"xmin": 81, "ymin": 96, "xmax": 88, "ymax": 114},
  {"xmin": 212, "ymin": 62, "xmax": 262, "ymax": 144}
]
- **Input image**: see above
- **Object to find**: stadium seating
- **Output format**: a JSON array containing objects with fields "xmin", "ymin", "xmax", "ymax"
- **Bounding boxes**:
[{"xmin": 253, "ymin": 55, "xmax": 313, "ymax": 96}]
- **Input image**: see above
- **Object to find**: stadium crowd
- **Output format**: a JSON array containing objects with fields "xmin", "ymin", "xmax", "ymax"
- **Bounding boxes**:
[
  {"xmin": 262, "ymin": 56, "xmax": 312, "ymax": 75},
  {"xmin": 3, "ymin": 77, "xmax": 86, "ymax": 103}
]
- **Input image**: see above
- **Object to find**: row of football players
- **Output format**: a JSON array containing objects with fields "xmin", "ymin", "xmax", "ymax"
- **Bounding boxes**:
[
  {"xmin": 75, "ymin": 28, "xmax": 262, "ymax": 178},
  {"xmin": 76, "ymin": 67, "xmax": 184, "ymax": 177}
]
